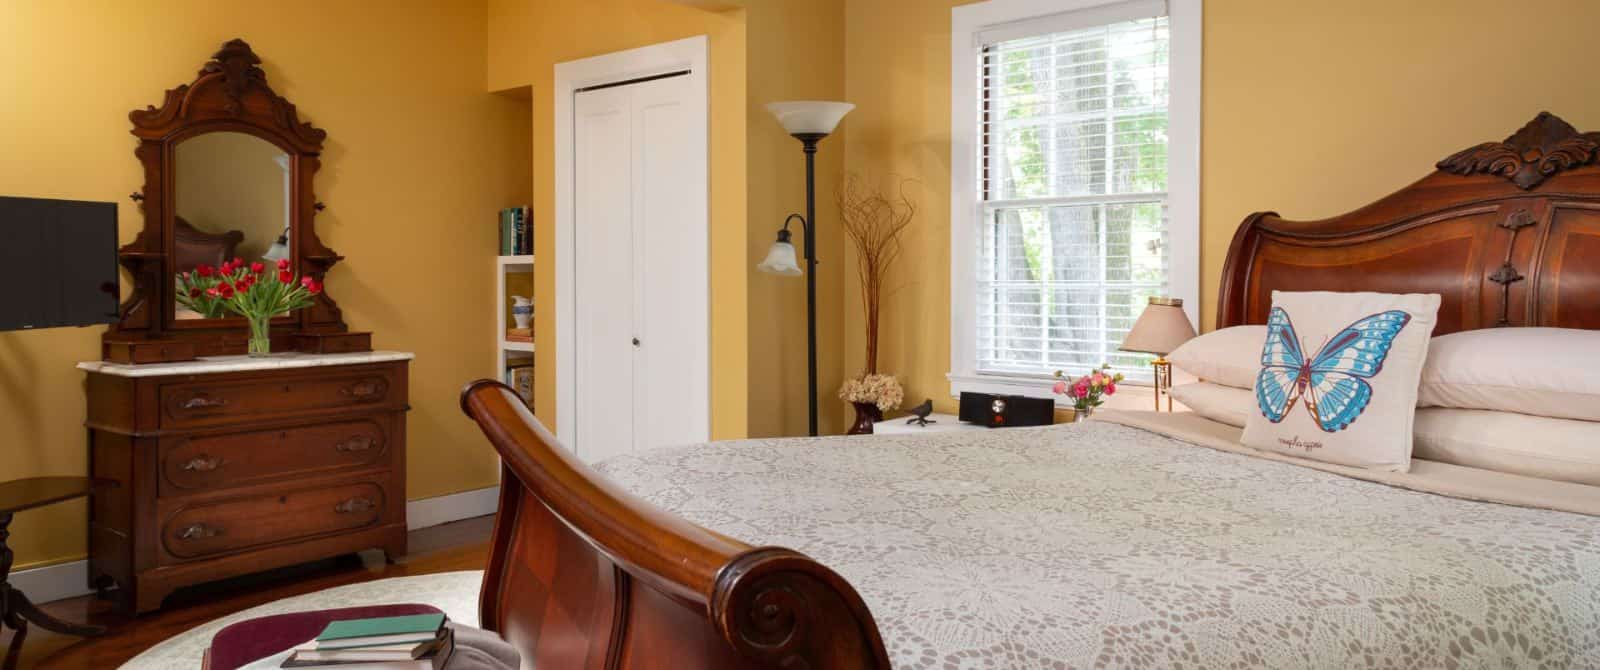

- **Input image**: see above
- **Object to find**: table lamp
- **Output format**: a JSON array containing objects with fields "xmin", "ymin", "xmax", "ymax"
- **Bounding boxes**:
[{"xmin": 1119, "ymin": 297, "xmax": 1197, "ymax": 411}]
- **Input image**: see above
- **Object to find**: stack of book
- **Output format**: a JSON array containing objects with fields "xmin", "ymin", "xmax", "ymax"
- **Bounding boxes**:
[
  {"xmin": 282, "ymin": 613, "xmax": 453, "ymax": 669},
  {"xmin": 499, "ymin": 206, "xmax": 532, "ymax": 256}
]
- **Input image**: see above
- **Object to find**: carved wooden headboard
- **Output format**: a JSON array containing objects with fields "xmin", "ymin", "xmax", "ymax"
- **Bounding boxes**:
[{"xmin": 1218, "ymin": 112, "xmax": 1600, "ymax": 334}]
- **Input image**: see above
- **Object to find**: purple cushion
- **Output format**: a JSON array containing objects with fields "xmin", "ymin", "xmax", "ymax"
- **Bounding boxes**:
[{"xmin": 205, "ymin": 603, "xmax": 444, "ymax": 670}]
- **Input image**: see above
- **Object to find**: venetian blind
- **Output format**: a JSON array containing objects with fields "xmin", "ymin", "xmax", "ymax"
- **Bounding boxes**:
[{"xmin": 975, "ymin": 6, "xmax": 1170, "ymax": 382}]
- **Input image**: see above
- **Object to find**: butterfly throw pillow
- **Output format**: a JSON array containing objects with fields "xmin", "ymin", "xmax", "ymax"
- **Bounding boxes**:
[{"xmin": 1240, "ymin": 291, "xmax": 1441, "ymax": 472}]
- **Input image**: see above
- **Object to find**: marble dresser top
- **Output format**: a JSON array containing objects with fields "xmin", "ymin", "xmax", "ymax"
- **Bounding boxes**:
[{"xmin": 77, "ymin": 351, "xmax": 414, "ymax": 378}]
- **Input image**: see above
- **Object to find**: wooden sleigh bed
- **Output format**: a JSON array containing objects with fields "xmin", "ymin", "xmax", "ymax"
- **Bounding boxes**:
[{"xmin": 460, "ymin": 113, "xmax": 1600, "ymax": 669}]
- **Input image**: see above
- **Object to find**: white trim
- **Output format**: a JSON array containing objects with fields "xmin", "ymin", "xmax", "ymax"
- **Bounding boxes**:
[
  {"xmin": 973, "ymin": 0, "xmax": 1166, "ymax": 45},
  {"xmin": 496, "ymin": 255, "xmax": 535, "ymax": 377},
  {"xmin": 10, "ymin": 487, "xmax": 500, "ymax": 606},
  {"xmin": 1166, "ymin": 0, "xmax": 1202, "ymax": 329},
  {"xmin": 555, "ymin": 36, "xmax": 710, "ymax": 451},
  {"xmin": 8, "ymin": 559, "xmax": 93, "ymax": 605},
  {"xmin": 406, "ymin": 485, "xmax": 501, "ymax": 531},
  {"xmin": 949, "ymin": 0, "xmax": 1201, "ymax": 397}
]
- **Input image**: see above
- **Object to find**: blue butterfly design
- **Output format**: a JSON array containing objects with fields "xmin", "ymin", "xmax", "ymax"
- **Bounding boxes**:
[{"xmin": 1255, "ymin": 307, "xmax": 1411, "ymax": 432}]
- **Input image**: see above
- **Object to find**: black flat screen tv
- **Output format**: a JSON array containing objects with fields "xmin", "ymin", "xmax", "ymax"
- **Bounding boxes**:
[{"xmin": 0, "ymin": 196, "xmax": 120, "ymax": 332}]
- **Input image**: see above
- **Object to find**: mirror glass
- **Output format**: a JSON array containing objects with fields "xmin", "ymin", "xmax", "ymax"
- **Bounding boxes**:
[{"xmin": 172, "ymin": 131, "xmax": 291, "ymax": 319}]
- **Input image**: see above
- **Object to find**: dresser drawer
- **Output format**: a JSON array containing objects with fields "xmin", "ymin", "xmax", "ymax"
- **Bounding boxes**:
[
  {"xmin": 159, "ymin": 419, "xmax": 392, "ymax": 496},
  {"xmin": 159, "ymin": 368, "xmax": 399, "ymax": 429},
  {"xmin": 161, "ymin": 482, "xmax": 386, "ymax": 562}
]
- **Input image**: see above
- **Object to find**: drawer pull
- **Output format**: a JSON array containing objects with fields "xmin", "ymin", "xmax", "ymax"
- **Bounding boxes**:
[
  {"xmin": 180, "ymin": 455, "xmax": 222, "ymax": 472},
  {"xmin": 341, "ymin": 380, "xmax": 386, "ymax": 399},
  {"xmin": 335, "ymin": 435, "xmax": 375, "ymax": 453},
  {"xmin": 180, "ymin": 394, "xmax": 228, "ymax": 409},
  {"xmin": 335, "ymin": 497, "xmax": 376, "ymax": 514},
  {"xmin": 177, "ymin": 523, "xmax": 222, "ymax": 540}
]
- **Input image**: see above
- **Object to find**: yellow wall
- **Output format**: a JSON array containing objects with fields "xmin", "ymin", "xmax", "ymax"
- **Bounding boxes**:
[
  {"xmin": 486, "ymin": 0, "xmax": 748, "ymax": 440},
  {"xmin": 1199, "ymin": 0, "xmax": 1600, "ymax": 331},
  {"xmin": 12, "ymin": 0, "xmax": 1598, "ymax": 573},
  {"xmin": 841, "ymin": 0, "xmax": 1600, "ymax": 416},
  {"xmin": 841, "ymin": 0, "xmax": 967, "ymax": 418},
  {"xmin": 745, "ymin": 0, "xmax": 848, "ymax": 437},
  {"xmin": 486, "ymin": 0, "xmax": 856, "ymax": 440},
  {"xmin": 0, "ymin": 0, "xmax": 529, "ymax": 569}
]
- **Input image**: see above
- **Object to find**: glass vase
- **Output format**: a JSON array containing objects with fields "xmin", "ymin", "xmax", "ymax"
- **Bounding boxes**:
[
  {"xmin": 246, "ymin": 314, "xmax": 272, "ymax": 357},
  {"xmin": 848, "ymin": 402, "xmax": 884, "ymax": 435},
  {"xmin": 1066, "ymin": 405, "xmax": 1094, "ymax": 423}
]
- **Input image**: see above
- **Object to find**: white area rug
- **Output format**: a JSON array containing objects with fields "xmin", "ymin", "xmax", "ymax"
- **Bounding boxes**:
[{"xmin": 120, "ymin": 570, "xmax": 483, "ymax": 669}]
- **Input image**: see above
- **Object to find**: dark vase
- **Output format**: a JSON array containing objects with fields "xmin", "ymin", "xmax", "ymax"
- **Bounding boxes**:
[{"xmin": 848, "ymin": 402, "xmax": 884, "ymax": 435}]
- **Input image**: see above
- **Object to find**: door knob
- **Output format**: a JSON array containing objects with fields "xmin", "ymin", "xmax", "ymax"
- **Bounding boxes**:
[{"xmin": 632, "ymin": 337, "xmax": 640, "ymax": 347}]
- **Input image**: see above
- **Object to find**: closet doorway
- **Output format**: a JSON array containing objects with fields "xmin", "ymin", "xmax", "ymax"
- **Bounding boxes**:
[{"xmin": 555, "ymin": 36, "xmax": 709, "ymax": 463}]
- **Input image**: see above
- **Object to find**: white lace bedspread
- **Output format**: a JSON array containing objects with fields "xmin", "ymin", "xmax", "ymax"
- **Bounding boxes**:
[{"xmin": 594, "ymin": 422, "xmax": 1600, "ymax": 669}]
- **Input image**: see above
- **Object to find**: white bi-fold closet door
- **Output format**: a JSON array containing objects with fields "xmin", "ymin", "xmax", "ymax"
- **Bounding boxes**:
[{"xmin": 572, "ymin": 71, "xmax": 708, "ymax": 464}]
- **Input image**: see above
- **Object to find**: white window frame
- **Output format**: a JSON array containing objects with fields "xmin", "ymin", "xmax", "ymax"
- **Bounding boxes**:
[{"xmin": 948, "ymin": 0, "xmax": 1201, "ymax": 399}]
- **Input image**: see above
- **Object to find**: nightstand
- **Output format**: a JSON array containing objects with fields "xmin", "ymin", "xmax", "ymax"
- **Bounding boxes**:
[{"xmin": 871, "ymin": 413, "xmax": 989, "ymax": 435}]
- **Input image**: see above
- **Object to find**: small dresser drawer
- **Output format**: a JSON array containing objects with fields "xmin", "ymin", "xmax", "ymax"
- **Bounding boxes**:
[
  {"xmin": 160, "ymin": 419, "xmax": 391, "ymax": 496},
  {"xmin": 160, "ymin": 368, "xmax": 399, "ymax": 429},
  {"xmin": 161, "ymin": 482, "xmax": 386, "ymax": 562}
]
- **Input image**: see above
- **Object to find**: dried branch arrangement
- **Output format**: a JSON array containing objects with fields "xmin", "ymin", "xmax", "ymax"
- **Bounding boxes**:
[{"xmin": 836, "ymin": 173, "xmax": 917, "ymax": 374}]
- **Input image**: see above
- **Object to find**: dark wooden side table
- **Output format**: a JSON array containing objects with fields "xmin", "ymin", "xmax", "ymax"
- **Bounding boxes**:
[{"xmin": 1, "ymin": 477, "xmax": 109, "ymax": 670}]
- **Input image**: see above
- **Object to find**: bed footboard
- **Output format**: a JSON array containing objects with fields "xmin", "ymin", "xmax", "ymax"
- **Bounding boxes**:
[{"xmin": 460, "ymin": 380, "xmax": 890, "ymax": 669}]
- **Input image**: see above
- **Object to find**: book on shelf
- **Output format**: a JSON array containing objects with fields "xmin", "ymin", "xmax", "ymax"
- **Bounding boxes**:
[
  {"xmin": 282, "ymin": 614, "xmax": 452, "ymax": 669},
  {"xmin": 498, "ymin": 205, "xmax": 533, "ymax": 257},
  {"xmin": 516, "ymin": 205, "xmax": 531, "ymax": 255},
  {"xmin": 504, "ymin": 364, "xmax": 534, "ymax": 408},
  {"xmin": 498, "ymin": 208, "xmax": 515, "ymax": 256}
]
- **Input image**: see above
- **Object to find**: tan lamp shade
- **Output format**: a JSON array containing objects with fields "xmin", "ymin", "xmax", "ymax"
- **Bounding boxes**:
[{"xmin": 1119, "ymin": 297, "xmax": 1197, "ymax": 356}]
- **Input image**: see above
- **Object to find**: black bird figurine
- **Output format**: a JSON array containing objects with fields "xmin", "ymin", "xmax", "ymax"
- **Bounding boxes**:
[{"xmin": 906, "ymin": 398, "xmax": 936, "ymax": 426}]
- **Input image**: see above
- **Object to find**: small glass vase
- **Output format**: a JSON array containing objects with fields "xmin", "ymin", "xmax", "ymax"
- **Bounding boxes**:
[
  {"xmin": 1066, "ymin": 405, "xmax": 1094, "ymax": 423},
  {"xmin": 246, "ymin": 314, "xmax": 273, "ymax": 357},
  {"xmin": 848, "ymin": 402, "xmax": 884, "ymax": 435}
]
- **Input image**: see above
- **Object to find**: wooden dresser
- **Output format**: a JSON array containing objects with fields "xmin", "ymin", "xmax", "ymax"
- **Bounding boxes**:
[{"xmin": 79, "ymin": 352, "xmax": 411, "ymax": 613}]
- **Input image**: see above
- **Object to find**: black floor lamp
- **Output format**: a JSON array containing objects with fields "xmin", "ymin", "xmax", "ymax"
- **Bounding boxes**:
[{"xmin": 757, "ymin": 100, "xmax": 854, "ymax": 437}]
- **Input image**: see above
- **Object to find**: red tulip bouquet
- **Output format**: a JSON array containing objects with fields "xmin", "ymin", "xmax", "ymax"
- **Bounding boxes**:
[{"xmin": 176, "ymin": 257, "xmax": 322, "ymax": 356}]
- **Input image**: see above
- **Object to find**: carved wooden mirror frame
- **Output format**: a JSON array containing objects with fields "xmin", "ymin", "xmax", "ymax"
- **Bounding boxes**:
[{"xmin": 104, "ymin": 39, "xmax": 368, "ymax": 363}]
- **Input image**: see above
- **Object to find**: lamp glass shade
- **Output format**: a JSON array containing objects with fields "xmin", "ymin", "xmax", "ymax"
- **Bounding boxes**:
[
  {"xmin": 262, "ymin": 228, "xmax": 290, "ymax": 262},
  {"xmin": 766, "ymin": 101, "xmax": 854, "ymax": 136},
  {"xmin": 757, "ymin": 239, "xmax": 802, "ymax": 276},
  {"xmin": 1119, "ymin": 298, "xmax": 1197, "ymax": 355}
]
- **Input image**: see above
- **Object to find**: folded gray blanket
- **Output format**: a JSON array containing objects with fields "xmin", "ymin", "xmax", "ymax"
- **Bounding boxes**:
[{"xmin": 443, "ymin": 622, "xmax": 520, "ymax": 670}]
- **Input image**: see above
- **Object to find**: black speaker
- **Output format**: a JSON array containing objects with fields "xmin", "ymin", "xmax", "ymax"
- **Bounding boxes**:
[{"xmin": 958, "ymin": 392, "xmax": 1055, "ymax": 428}]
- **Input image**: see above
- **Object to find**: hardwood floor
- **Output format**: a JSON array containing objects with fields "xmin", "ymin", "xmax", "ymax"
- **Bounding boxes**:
[{"xmin": 5, "ymin": 515, "xmax": 494, "ymax": 669}]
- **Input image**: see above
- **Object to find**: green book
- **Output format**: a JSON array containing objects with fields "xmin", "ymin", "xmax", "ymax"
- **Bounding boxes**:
[
  {"xmin": 499, "ymin": 209, "xmax": 514, "ymax": 255},
  {"xmin": 313, "ymin": 613, "xmax": 445, "ymax": 650}
]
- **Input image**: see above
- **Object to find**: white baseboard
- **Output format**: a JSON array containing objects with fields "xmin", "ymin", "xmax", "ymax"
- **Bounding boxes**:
[
  {"xmin": 406, "ymin": 485, "xmax": 500, "ymax": 531},
  {"xmin": 8, "ymin": 559, "xmax": 93, "ymax": 606},
  {"xmin": 11, "ymin": 486, "xmax": 501, "ymax": 605}
]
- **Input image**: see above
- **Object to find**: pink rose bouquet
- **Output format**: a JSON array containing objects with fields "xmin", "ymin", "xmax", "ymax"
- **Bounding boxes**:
[{"xmin": 1051, "ymin": 364, "xmax": 1125, "ymax": 412}]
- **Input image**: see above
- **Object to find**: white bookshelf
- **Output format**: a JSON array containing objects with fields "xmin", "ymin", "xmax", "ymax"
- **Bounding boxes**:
[{"xmin": 496, "ymin": 255, "xmax": 535, "ymax": 390}]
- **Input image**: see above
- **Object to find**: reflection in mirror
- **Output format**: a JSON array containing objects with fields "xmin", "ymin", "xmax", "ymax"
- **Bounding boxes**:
[{"xmin": 173, "ymin": 131, "xmax": 291, "ymax": 319}]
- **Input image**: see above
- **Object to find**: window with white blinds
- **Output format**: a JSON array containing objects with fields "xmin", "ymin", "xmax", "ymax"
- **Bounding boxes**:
[{"xmin": 975, "ymin": 11, "xmax": 1170, "ymax": 383}]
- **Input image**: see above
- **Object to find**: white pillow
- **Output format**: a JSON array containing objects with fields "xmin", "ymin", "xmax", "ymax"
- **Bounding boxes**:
[
  {"xmin": 1418, "ymin": 328, "xmax": 1600, "ymax": 422},
  {"xmin": 1170, "ymin": 382, "xmax": 1254, "ymax": 428},
  {"xmin": 1240, "ymin": 291, "xmax": 1441, "ymax": 472},
  {"xmin": 1415, "ymin": 408, "xmax": 1600, "ymax": 486},
  {"xmin": 1166, "ymin": 325, "xmax": 1267, "ymax": 390}
]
